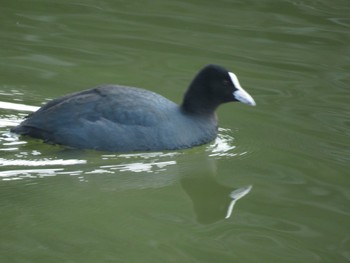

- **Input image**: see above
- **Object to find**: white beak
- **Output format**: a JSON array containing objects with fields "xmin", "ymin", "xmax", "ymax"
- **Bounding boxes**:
[{"xmin": 229, "ymin": 72, "xmax": 256, "ymax": 106}]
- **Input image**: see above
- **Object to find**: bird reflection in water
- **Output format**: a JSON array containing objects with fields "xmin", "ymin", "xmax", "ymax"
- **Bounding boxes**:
[{"xmin": 180, "ymin": 175, "xmax": 252, "ymax": 224}]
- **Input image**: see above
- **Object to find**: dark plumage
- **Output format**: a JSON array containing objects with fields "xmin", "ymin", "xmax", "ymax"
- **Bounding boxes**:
[{"xmin": 11, "ymin": 64, "xmax": 255, "ymax": 152}]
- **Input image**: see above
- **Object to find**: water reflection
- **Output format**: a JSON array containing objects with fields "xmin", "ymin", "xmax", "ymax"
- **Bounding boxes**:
[
  {"xmin": 100, "ymin": 160, "xmax": 176, "ymax": 173},
  {"xmin": 100, "ymin": 151, "xmax": 180, "ymax": 173},
  {"xmin": 181, "ymin": 174, "xmax": 252, "ymax": 224},
  {"xmin": 225, "ymin": 185, "xmax": 252, "ymax": 218},
  {"xmin": 0, "ymin": 101, "xmax": 253, "ymax": 222}
]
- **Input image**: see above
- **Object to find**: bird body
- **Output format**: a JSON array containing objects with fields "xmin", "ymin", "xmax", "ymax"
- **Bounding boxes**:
[{"xmin": 11, "ymin": 65, "xmax": 255, "ymax": 152}]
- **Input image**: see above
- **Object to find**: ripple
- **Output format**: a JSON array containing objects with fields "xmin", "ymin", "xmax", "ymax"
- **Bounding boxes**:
[
  {"xmin": 116, "ymin": 151, "xmax": 181, "ymax": 160},
  {"xmin": 329, "ymin": 17, "xmax": 350, "ymax": 28},
  {"xmin": 207, "ymin": 133, "xmax": 236, "ymax": 157},
  {"xmin": 0, "ymin": 135, "xmax": 180, "ymax": 182},
  {"xmin": 206, "ymin": 128, "xmax": 248, "ymax": 158},
  {"xmin": 13, "ymin": 54, "xmax": 76, "ymax": 67},
  {"xmin": 234, "ymin": 231, "xmax": 321, "ymax": 261},
  {"xmin": 99, "ymin": 151, "xmax": 180, "ymax": 173},
  {"xmin": 0, "ymin": 117, "xmax": 21, "ymax": 128},
  {"xmin": 0, "ymin": 168, "xmax": 64, "ymax": 181},
  {"xmin": 0, "ymin": 123, "xmax": 254, "ymax": 181},
  {"xmin": 101, "ymin": 160, "xmax": 176, "ymax": 173},
  {"xmin": 0, "ymin": 158, "xmax": 86, "ymax": 166},
  {"xmin": 0, "ymin": 88, "xmax": 24, "ymax": 97},
  {"xmin": 0, "ymin": 101, "xmax": 39, "ymax": 112}
]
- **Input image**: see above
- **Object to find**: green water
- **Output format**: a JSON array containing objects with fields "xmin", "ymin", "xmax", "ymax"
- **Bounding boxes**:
[{"xmin": 1, "ymin": 0, "xmax": 350, "ymax": 262}]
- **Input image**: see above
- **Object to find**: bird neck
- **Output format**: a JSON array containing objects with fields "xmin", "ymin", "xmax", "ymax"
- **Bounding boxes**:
[
  {"xmin": 181, "ymin": 95, "xmax": 218, "ymax": 116},
  {"xmin": 180, "ymin": 75, "xmax": 220, "ymax": 115}
]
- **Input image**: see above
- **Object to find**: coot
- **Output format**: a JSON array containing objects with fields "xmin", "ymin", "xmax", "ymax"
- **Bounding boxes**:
[{"xmin": 11, "ymin": 64, "xmax": 255, "ymax": 152}]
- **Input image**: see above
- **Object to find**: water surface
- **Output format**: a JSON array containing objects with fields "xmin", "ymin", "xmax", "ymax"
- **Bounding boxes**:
[{"xmin": 1, "ymin": 0, "xmax": 350, "ymax": 262}]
